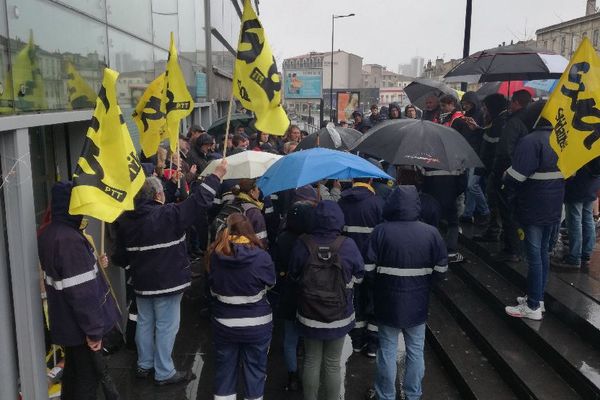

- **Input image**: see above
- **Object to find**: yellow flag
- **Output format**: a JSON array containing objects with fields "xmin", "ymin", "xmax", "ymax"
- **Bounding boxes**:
[
  {"xmin": 13, "ymin": 30, "xmax": 46, "ymax": 111},
  {"xmin": 69, "ymin": 68, "xmax": 145, "ymax": 223},
  {"xmin": 66, "ymin": 61, "xmax": 97, "ymax": 109},
  {"xmin": 542, "ymin": 37, "xmax": 600, "ymax": 177},
  {"xmin": 133, "ymin": 73, "xmax": 166, "ymax": 157},
  {"xmin": 161, "ymin": 33, "xmax": 193, "ymax": 153},
  {"xmin": 233, "ymin": 0, "xmax": 289, "ymax": 135}
]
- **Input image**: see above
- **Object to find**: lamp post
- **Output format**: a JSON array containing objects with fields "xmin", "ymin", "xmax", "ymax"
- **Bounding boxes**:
[{"xmin": 330, "ymin": 13, "xmax": 355, "ymax": 123}]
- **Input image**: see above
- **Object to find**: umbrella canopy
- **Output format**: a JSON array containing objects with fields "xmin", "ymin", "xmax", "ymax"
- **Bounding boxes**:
[
  {"xmin": 296, "ymin": 124, "xmax": 362, "ymax": 151},
  {"xmin": 257, "ymin": 148, "xmax": 392, "ymax": 196},
  {"xmin": 207, "ymin": 113, "xmax": 255, "ymax": 136},
  {"xmin": 475, "ymin": 80, "xmax": 557, "ymax": 100},
  {"xmin": 349, "ymin": 119, "xmax": 483, "ymax": 171},
  {"xmin": 404, "ymin": 78, "xmax": 460, "ymax": 109},
  {"xmin": 201, "ymin": 150, "xmax": 282, "ymax": 180},
  {"xmin": 444, "ymin": 43, "xmax": 568, "ymax": 83}
]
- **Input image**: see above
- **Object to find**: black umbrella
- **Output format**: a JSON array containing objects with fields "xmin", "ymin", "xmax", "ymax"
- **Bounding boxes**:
[
  {"xmin": 207, "ymin": 113, "xmax": 255, "ymax": 136},
  {"xmin": 349, "ymin": 119, "xmax": 483, "ymax": 171},
  {"xmin": 404, "ymin": 78, "xmax": 459, "ymax": 109},
  {"xmin": 444, "ymin": 43, "xmax": 568, "ymax": 83},
  {"xmin": 296, "ymin": 124, "xmax": 362, "ymax": 151}
]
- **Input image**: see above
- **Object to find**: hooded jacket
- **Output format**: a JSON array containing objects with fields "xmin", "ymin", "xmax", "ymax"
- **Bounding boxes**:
[
  {"xmin": 338, "ymin": 184, "xmax": 384, "ymax": 265},
  {"xmin": 457, "ymin": 91, "xmax": 484, "ymax": 153},
  {"xmin": 366, "ymin": 186, "xmax": 447, "ymax": 329},
  {"xmin": 289, "ymin": 201, "xmax": 364, "ymax": 340},
  {"xmin": 209, "ymin": 243, "xmax": 276, "ymax": 343},
  {"xmin": 477, "ymin": 110, "xmax": 508, "ymax": 176},
  {"xmin": 112, "ymin": 174, "xmax": 220, "ymax": 297},
  {"xmin": 352, "ymin": 111, "xmax": 372, "ymax": 133},
  {"xmin": 493, "ymin": 107, "xmax": 529, "ymax": 175},
  {"xmin": 504, "ymin": 127, "xmax": 565, "ymax": 226},
  {"xmin": 388, "ymin": 102, "xmax": 402, "ymax": 120},
  {"xmin": 38, "ymin": 182, "xmax": 120, "ymax": 346}
]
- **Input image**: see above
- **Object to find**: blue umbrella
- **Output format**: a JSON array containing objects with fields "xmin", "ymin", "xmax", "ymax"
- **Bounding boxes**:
[{"xmin": 257, "ymin": 148, "xmax": 393, "ymax": 196}]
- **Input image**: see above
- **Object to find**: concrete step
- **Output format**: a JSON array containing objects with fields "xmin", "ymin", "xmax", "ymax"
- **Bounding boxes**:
[
  {"xmin": 427, "ymin": 294, "xmax": 518, "ymax": 400},
  {"xmin": 435, "ymin": 272, "xmax": 582, "ymax": 399},
  {"xmin": 459, "ymin": 231, "xmax": 600, "ymax": 351},
  {"xmin": 451, "ymin": 248, "xmax": 600, "ymax": 400}
]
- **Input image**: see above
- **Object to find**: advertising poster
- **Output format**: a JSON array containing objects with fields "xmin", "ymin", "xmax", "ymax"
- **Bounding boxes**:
[
  {"xmin": 337, "ymin": 91, "xmax": 359, "ymax": 122},
  {"xmin": 284, "ymin": 69, "xmax": 322, "ymax": 99}
]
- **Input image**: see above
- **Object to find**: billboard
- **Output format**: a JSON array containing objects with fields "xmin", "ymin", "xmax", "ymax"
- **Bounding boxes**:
[
  {"xmin": 337, "ymin": 91, "xmax": 360, "ymax": 122},
  {"xmin": 284, "ymin": 69, "xmax": 322, "ymax": 99}
]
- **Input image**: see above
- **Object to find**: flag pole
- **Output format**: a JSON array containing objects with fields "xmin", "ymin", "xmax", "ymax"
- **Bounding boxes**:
[
  {"xmin": 176, "ymin": 134, "xmax": 181, "ymax": 189},
  {"xmin": 222, "ymin": 90, "xmax": 235, "ymax": 158}
]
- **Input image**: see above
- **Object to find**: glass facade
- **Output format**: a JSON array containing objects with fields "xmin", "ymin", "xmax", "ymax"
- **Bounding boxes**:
[{"xmin": 0, "ymin": 0, "xmax": 239, "ymax": 118}]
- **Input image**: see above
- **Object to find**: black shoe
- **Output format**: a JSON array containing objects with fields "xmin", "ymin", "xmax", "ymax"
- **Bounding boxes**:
[
  {"xmin": 582, "ymin": 259, "xmax": 591, "ymax": 271},
  {"xmin": 448, "ymin": 252, "xmax": 465, "ymax": 264},
  {"xmin": 285, "ymin": 371, "xmax": 300, "ymax": 392},
  {"xmin": 154, "ymin": 370, "xmax": 192, "ymax": 386},
  {"xmin": 551, "ymin": 256, "xmax": 580, "ymax": 270},
  {"xmin": 474, "ymin": 213, "xmax": 491, "ymax": 227},
  {"xmin": 366, "ymin": 342, "xmax": 377, "ymax": 358},
  {"xmin": 135, "ymin": 367, "xmax": 154, "ymax": 379},
  {"xmin": 365, "ymin": 387, "xmax": 376, "ymax": 400}
]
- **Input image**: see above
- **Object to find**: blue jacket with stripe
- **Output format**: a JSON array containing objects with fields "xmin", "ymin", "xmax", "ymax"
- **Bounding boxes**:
[
  {"xmin": 503, "ymin": 128, "xmax": 565, "ymax": 226},
  {"xmin": 289, "ymin": 201, "xmax": 365, "ymax": 340},
  {"xmin": 38, "ymin": 182, "xmax": 120, "ymax": 346},
  {"xmin": 337, "ymin": 185, "xmax": 383, "ymax": 261},
  {"xmin": 112, "ymin": 174, "xmax": 220, "ymax": 297},
  {"xmin": 209, "ymin": 244, "xmax": 276, "ymax": 343},
  {"xmin": 366, "ymin": 186, "xmax": 448, "ymax": 329}
]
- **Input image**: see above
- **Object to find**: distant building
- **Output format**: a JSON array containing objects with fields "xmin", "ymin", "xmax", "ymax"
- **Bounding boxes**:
[
  {"xmin": 362, "ymin": 64, "xmax": 413, "ymax": 88},
  {"xmin": 397, "ymin": 56, "xmax": 424, "ymax": 78},
  {"xmin": 536, "ymin": 0, "xmax": 600, "ymax": 57}
]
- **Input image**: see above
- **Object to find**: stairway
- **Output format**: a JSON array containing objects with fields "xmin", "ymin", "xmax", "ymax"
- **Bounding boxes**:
[{"xmin": 425, "ymin": 233, "xmax": 600, "ymax": 400}]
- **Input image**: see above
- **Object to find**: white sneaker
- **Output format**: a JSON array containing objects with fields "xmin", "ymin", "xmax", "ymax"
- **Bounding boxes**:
[
  {"xmin": 505, "ymin": 303, "xmax": 543, "ymax": 320},
  {"xmin": 516, "ymin": 296, "xmax": 545, "ymax": 312}
]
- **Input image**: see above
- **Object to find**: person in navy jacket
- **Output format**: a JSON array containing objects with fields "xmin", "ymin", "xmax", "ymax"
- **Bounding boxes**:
[
  {"xmin": 38, "ymin": 182, "xmax": 120, "ymax": 400},
  {"xmin": 365, "ymin": 186, "xmax": 448, "ymax": 400},
  {"xmin": 337, "ymin": 178, "xmax": 383, "ymax": 357},
  {"xmin": 208, "ymin": 212, "xmax": 276, "ymax": 400},
  {"xmin": 504, "ymin": 103, "xmax": 565, "ymax": 321},
  {"xmin": 289, "ymin": 200, "xmax": 364, "ymax": 400},
  {"xmin": 112, "ymin": 160, "xmax": 226, "ymax": 385}
]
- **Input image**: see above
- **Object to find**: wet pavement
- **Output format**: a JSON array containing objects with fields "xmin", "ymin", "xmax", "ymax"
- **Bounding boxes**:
[{"xmin": 103, "ymin": 266, "xmax": 461, "ymax": 400}]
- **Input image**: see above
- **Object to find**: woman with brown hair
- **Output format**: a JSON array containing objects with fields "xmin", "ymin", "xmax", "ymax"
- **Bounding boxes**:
[
  {"xmin": 231, "ymin": 178, "xmax": 269, "ymax": 246},
  {"xmin": 208, "ymin": 213, "xmax": 276, "ymax": 400}
]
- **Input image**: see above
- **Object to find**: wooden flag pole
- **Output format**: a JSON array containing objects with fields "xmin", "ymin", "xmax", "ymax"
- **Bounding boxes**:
[
  {"xmin": 176, "ymin": 136, "xmax": 181, "ymax": 189},
  {"xmin": 222, "ymin": 90, "xmax": 235, "ymax": 158}
]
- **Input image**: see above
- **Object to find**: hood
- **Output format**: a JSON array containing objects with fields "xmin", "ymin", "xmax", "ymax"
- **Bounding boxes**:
[
  {"xmin": 388, "ymin": 102, "xmax": 401, "ymax": 119},
  {"xmin": 292, "ymin": 185, "xmax": 319, "ymax": 204},
  {"xmin": 212, "ymin": 243, "xmax": 265, "ymax": 268},
  {"xmin": 382, "ymin": 185, "xmax": 421, "ymax": 222},
  {"xmin": 312, "ymin": 200, "xmax": 345, "ymax": 234},
  {"xmin": 340, "ymin": 186, "xmax": 374, "ymax": 203},
  {"xmin": 461, "ymin": 91, "xmax": 481, "ymax": 117},
  {"xmin": 51, "ymin": 182, "xmax": 83, "ymax": 228},
  {"xmin": 141, "ymin": 163, "xmax": 155, "ymax": 177},
  {"xmin": 351, "ymin": 110, "xmax": 363, "ymax": 119}
]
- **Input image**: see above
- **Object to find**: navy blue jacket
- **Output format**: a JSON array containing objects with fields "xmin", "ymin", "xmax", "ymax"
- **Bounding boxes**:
[
  {"xmin": 338, "ymin": 185, "xmax": 384, "ymax": 264},
  {"xmin": 113, "ymin": 174, "xmax": 220, "ymax": 296},
  {"xmin": 209, "ymin": 243, "xmax": 276, "ymax": 343},
  {"xmin": 38, "ymin": 182, "xmax": 120, "ymax": 346},
  {"xmin": 366, "ymin": 186, "xmax": 448, "ymax": 329},
  {"xmin": 504, "ymin": 128, "xmax": 565, "ymax": 226},
  {"xmin": 421, "ymin": 169, "xmax": 468, "ymax": 210},
  {"xmin": 289, "ymin": 201, "xmax": 365, "ymax": 340}
]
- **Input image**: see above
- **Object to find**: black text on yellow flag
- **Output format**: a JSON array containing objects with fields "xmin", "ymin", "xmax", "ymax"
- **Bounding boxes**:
[
  {"xmin": 69, "ymin": 68, "xmax": 145, "ymax": 223},
  {"xmin": 233, "ymin": 0, "xmax": 289, "ymax": 136}
]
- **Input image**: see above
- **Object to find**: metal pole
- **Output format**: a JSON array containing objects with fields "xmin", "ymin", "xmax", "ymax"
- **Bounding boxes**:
[
  {"xmin": 330, "ymin": 14, "xmax": 335, "ymax": 122},
  {"xmin": 461, "ymin": 0, "xmax": 473, "ymax": 92}
]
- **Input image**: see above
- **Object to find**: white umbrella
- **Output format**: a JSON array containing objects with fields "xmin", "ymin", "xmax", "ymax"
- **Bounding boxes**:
[{"xmin": 200, "ymin": 150, "xmax": 282, "ymax": 180}]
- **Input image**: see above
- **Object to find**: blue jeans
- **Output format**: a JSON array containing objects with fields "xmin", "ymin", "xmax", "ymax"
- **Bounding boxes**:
[
  {"xmin": 214, "ymin": 336, "xmax": 271, "ymax": 399},
  {"xmin": 283, "ymin": 320, "xmax": 300, "ymax": 372},
  {"xmin": 565, "ymin": 201, "xmax": 596, "ymax": 264},
  {"xmin": 136, "ymin": 293, "xmax": 183, "ymax": 381},
  {"xmin": 463, "ymin": 170, "xmax": 490, "ymax": 218},
  {"xmin": 523, "ymin": 224, "xmax": 558, "ymax": 310},
  {"xmin": 375, "ymin": 323, "xmax": 426, "ymax": 400}
]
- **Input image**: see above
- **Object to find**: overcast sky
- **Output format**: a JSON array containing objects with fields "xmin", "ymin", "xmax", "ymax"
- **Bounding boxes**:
[{"xmin": 259, "ymin": 0, "xmax": 585, "ymax": 71}]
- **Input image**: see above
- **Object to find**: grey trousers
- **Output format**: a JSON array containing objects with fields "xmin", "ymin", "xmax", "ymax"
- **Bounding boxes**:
[{"xmin": 302, "ymin": 336, "xmax": 346, "ymax": 400}]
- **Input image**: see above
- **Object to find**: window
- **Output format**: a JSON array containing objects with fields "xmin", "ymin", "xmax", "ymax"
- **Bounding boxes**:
[
  {"xmin": 561, "ymin": 36, "xmax": 566, "ymax": 54},
  {"xmin": 594, "ymin": 30, "xmax": 599, "ymax": 47}
]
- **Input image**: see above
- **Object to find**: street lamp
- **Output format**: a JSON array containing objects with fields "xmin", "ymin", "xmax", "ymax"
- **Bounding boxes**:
[{"xmin": 330, "ymin": 12, "xmax": 355, "ymax": 123}]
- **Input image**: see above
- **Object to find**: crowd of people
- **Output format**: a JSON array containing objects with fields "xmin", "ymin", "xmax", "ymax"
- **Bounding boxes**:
[{"xmin": 38, "ymin": 89, "xmax": 600, "ymax": 400}]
